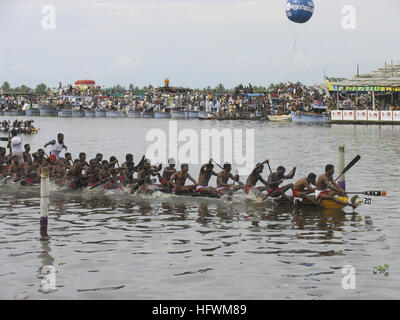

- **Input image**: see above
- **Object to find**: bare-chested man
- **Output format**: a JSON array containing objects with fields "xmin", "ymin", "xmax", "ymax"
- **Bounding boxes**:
[
  {"xmin": 245, "ymin": 160, "xmax": 269, "ymax": 194},
  {"xmin": 136, "ymin": 159, "xmax": 161, "ymax": 185},
  {"xmin": 266, "ymin": 166, "xmax": 296, "ymax": 200},
  {"xmin": 160, "ymin": 158, "xmax": 177, "ymax": 190},
  {"xmin": 292, "ymin": 173, "xmax": 319, "ymax": 205},
  {"xmin": 23, "ymin": 144, "xmax": 32, "ymax": 164},
  {"xmin": 315, "ymin": 164, "xmax": 358, "ymax": 208},
  {"xmin": 8, "ymin": 155, "xmax": 24, "ymax": 180},
  {"xmin": 196, "ymin": 159, "xmax": 218, "ymax": 196},
  {"xmin": 216, "ymin": 163, "xmax": 242, "ymax": 195},
  {"xmin": 121, "ymin": 154, "xmax": 145, "ymax": 185},
  {"xmin": 169, "ymin": 163, "xmax": 197, "ymax": 193}
]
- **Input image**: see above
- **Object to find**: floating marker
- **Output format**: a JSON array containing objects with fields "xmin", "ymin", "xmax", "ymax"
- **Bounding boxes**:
[{"xmin": 40, "ymin": 166, "xmax": 50, "ymax": 236}]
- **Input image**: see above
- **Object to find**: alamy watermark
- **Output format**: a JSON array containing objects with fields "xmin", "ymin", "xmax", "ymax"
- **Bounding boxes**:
[
  {"xmin": 41, "ymin": 5, "xmax": 56, "ymax": 30},
  {"xmin": 342, "ymin": 5, "xmax": 356, "ymax": 30},
  {"xmin": 145, "ymin": 121, "xmax": 254, "ymax": 175},
  {"xmin": 41, "ymin": 265, "xmax": 56, "ymax": 291},
  {"xmin": 341, "ymin": 265, "xmax": 356, "ymax": 290}
]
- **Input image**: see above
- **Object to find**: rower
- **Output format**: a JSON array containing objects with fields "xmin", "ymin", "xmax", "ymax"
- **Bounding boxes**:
[
  {"xmin": 315, "ymin": 164, "xmax": 358, "ymax": 208},
  {"xmin": 8, "ymin": 155, "xmax": 24, "ymax": 179},
  {"xmin": 266, "ymin": 166, "xmax": 296, "ymax": 200},
  {"xmin": 23, "ymin": 144, "xmax": 32, "ymax": 164},
  {"xmin": 44, "ymin": 133, "xmax": 68, "ymax": 161},
  {"xmin": 292, "ymin": 173, "xmax": 319, "ymax": 206},
  {"xmin": 244, "ymin": 160, "xmax": 269, "ymax": 194},
  {"xmin": 136, "ymin": 159, "xmax": 160, "ymax": 186},
  {"xmin": 60, "ymin": 152, "xmax": 73, "ymax": 170},
  {"xmin": 216, "ymin": 162, "xmax": 242, "ymax": 195},
  {"xmin": 169, "ymin": 163, "xmax": 197, "ymax": 193},
  {"xmin": 121, "ymin": 154, "xmax": 145, "ymax": 185},
  {"xmin": 160, "ymin": 158, "xmax": 177, "ymax": 190},
  {"xmin": 0, "ymin": 147, "xmax": 9, "ymax": 174},
  {"xmin": 196, "ymin": 159, "xmax": 218, "ymax": 196}
]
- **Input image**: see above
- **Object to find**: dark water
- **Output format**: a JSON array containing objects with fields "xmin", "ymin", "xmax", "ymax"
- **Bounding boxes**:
[{"xmin": 0, "ymin": 117, "xmax": 399, "ymax": 299}]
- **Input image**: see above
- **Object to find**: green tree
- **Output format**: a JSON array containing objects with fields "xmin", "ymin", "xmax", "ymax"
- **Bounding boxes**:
[
  {"xmin": 215, "ymin": 83, "xmax": 225, "ymax": 94},
  {"xmin": 35, "ymin": 83, "xmax": 47, "ymax": 92},
  {"xmin": 111, "ymin": 84, "xmax": 126, "ymax": 94},
  {"xmin": 1, "ymin": 81, "xmax": 11, "ymax": 91},
  {"xmin": 19, "ymin": 85, "xmax": 32, "ymax": 93}
]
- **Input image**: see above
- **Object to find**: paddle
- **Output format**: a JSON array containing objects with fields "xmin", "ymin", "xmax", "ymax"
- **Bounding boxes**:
[
  {"xmin": 346, "ymin": 191, "xmax": 387, "ymax": 197},
  {"xmin": 334, "ymin": 155, "xmax": 361, "ymax": 182},
  {"xmin": 212, "ymin": 159, "xmax": 244, "ymax": 186},
  {"xmin": 89, "ymin": 178, "xmax": 109, "ymax": 190}
]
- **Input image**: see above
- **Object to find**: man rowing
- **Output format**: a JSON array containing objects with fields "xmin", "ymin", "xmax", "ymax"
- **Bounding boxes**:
[
  {"xmin": 196, "ymin": 159, "xmax": 218, "ymax": 196},
  {"xmin": 292, "ymin": 173, "xmax": 319, "ymax": 206},
  {"xmin": 8, "ymin": 155, "xmax": 24, "ymax": 180},
  {"xmin": 169, "ymin": 163, "xmax": 197, "ymax": 193},
  {"xmin": 315, "ymin": 164, "xmax": 358, "ymax": 209},
  {"xmin": 266, "ymin": 166, "xmax": 296, "ymax": 200},
  {"xmin": 216, "ymin": 162, "xmax": 242, "ymax": 195},
  {"xmin": 244, "ymin": 160, "xmax": 269, "ymax": 195},
  {"xmin": 130, "ymin": 159, "xmax": 162, "ymax": 193},
  {"xmin": 23, "ymin": 144, "xmax": 32, "ymax": 164},
  {"xmin": 160, "ymin": 158, "xmax": 177, "ymax": 190},
  {"xmin": 120, "ymin": 154, "xmax": 145, "ymax": 185}
]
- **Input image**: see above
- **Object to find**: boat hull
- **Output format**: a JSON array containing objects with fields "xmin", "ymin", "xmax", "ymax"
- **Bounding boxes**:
[
  {"xmin": 25, "ymin": 109, "xmax": 40, "ymax": 116},
  {"xmin": 141, "ymin": 112, "xmax": 154, "ymax": 118},
  {"xmin": 198, "ymin": 111, "xmax": 209, "ymax": 120},
  {"xmin": 58, "ymin": 110, "xmax": 72, "ymax": 118},
  {"xmin": 85, "ymin": 111, "xmax": 95, "ymax": 118},
  {"xmin": 268, "ymin": 115, "xmax": 291, "ymax": 122},
  {"xmin": 127, "ymin": 111, "xmax": 141, "ymax": 118},
  {"xmin": 171, "ymin": 111, "xmax": 185, "ymax": 119},
  {"xmin": 154, "ymin": 111, "xmax": 171, "ymax": 119},
  {"xmin": 106, "ymin": 111, "xmax": 123, "ymax": 118},
  {"xmin": 39, "ymin": 108, "xmax": 57, "ymax": 117},
  {"xmin": 276, "ymin": 196, "xmax": 354, "ymax": 210},
  {"xmin": 72, "ymin": 110, "xmax": 84, "ymax": 118},
  {"xmin": 188, "ymin": 111, "xmax": 199, "ymax": 119},
  {"xmin": 291, "ymin": 111, "xmax": 331, "ymax": 124},
  {"xmin": 95, "ymin": 110, "xmax": 107, "ymax": 117}
]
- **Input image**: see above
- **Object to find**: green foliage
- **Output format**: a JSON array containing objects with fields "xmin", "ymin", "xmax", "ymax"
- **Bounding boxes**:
[
  {"xmin": 35, "ymin": 83, "xmax": 47, "ymax": 93},
  {"xmin": 373, "ymin": 264, "xmax": 389, "ymax": 277},
  {"xmin": 1, "ymin": 81, "xmax": 11, "ymax": 91}
]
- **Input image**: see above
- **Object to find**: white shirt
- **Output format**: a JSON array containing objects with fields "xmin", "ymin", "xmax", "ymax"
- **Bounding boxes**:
[{"xmin": 51, "ymin": 140, "xmax": 65, "ymax": 159}]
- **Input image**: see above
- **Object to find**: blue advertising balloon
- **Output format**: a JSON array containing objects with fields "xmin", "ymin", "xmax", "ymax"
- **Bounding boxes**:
[{"xmin": 286, "ymin": 0, "xmax": 314, "ymax": 24}]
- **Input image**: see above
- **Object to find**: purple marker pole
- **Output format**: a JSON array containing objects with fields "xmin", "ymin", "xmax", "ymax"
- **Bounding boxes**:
[
  {"xmin": 338, "ymin": 146, "xmax": 346, "ymax": 191},
  {"xmin": 40, "ymin": 166, "xmax": 50, "ymax": 236}
]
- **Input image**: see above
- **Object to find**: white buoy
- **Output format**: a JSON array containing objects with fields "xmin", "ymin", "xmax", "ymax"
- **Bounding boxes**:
[
  {"xmin": 40, "ymin": 165, "xmax": 50, "ymax": 236},
  {"xmin": 338, "ymin": 146, "xmax": 346, "ymax": 190}
]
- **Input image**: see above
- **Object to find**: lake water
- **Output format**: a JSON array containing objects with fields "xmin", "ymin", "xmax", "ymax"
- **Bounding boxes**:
[{"xmin": 1, "ymin": 117, "xmax": 399, "ymax": 299}]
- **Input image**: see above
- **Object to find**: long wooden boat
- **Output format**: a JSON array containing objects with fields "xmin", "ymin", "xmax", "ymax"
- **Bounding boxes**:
[
  {"xmin": 291, "ymin": 110, "xmax": 331, "ymax": 124},
  {"xmin": 58, "ymin": 109, "xmax": 72, "ymax": 118},
  {"xmin": 171, "ymin": 110, "xmax": 185, "ymax": 119},
  {"xmin": 267, "ymin": 114, "xmax": 291, "ymax": 122},
  {"xmin": 154, "ymin": 111, "xmax": 171, "ymax": 119}
]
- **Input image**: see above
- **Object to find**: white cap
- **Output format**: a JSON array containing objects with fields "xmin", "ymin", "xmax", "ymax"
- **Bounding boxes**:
[{"xmin": 168, "ymin": 158, "xmax": 176, "ymax": 165}]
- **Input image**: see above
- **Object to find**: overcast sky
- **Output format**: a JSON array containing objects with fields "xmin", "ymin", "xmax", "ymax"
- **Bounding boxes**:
[{"xmin": 1, "ymin": 0, "xmax": 399, "ymax": 89}]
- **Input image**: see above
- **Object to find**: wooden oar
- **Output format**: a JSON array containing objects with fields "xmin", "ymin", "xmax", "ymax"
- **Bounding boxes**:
[
  {"xmin": 212, "ymin": 160, "xmax": 244, "ymax": 185},
  {"xmin": 334, "ymin": 155, "xmax": 361, "ymax": 182},
  {"xmin": 346, "ymin": 191, "xmax": 387, "ymax": 196},
  {"xmin": 89, "ymin": 178, "xmax": 110, "ymax": 190}
]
